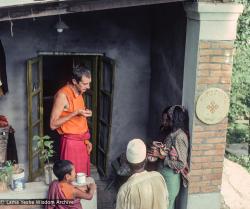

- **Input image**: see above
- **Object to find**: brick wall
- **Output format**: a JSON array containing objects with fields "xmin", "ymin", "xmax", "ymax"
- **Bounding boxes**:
[{"xmin": 189, "ymin": 40, "xmax": 234, "ymax": 194}]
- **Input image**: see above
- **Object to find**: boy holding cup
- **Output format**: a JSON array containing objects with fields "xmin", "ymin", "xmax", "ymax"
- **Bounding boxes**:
[{"xmin": 46, "ymin": 160, "xmax": 96, "ymax": 209}]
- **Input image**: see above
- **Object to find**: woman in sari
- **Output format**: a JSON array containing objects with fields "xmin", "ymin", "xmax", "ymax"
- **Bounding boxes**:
[{"xmin": 149, "ymin": 105, "xmax": 189, "ymax": 209}]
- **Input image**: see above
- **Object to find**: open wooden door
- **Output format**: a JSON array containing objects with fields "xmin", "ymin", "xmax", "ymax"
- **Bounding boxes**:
[
  {"xmin": 97, "ymin": 56, "xmax": 115, "ymax": 176},
  {"xmin": 74, "ymin": 55, "xmax": 99, "ymax": 165},
  {"xmin": 27, "ymin": 56, "xmax": 44, "ymax": 181},
  {"xmin": 27, "ymin": 54, "xmax": 115, "ymax": 178}
]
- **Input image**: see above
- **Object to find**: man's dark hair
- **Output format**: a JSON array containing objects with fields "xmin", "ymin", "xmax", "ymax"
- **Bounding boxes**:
[
  {"xmin": 128, "ymin": 159, "xmax": 146, "ymax": 173},
  {"xmin": 53, "ymin": 160, "xmax": 73, "ymax": 181},
  {"xmin": 72, "ymin": 65, "xmax": 91, "ymax": 83}
]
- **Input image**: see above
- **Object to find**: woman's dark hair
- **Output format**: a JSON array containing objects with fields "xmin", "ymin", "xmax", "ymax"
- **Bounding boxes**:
[
  {"xmin": 72, "ymin": 65, "xmax": 91, "ymax": 83},
  {"xmin": 162, "ymin": 106, "xmax": 171, "ymax": 117},
  {"xmin": 160, "ymin": 106, "xmax": 172, "ymax": 133},
  {"xmin": 171, "ymin": 106, "xmax": 189, "ymax": 133},
  {"xmin": 53, "ymin": 160, "xmax": 73, "ymax": 181}
]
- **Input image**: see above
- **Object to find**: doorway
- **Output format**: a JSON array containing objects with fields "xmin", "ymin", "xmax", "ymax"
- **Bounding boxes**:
[{"xmin": 27, "ymin": 53, "xmax": 115, "ymax": 180}]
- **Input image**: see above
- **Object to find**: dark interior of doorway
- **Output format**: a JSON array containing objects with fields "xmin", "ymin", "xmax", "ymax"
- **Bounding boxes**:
[
  {"xmin": 42, "ymin": 54, "xmax": 114, "ymax": 177},
  {"xmin": 43, "ymin": 55, "xmax": 98, "ymax": 164},
  {"xmin": 43, "ymin": 55, "xmax": 73, "ymax": 162}
]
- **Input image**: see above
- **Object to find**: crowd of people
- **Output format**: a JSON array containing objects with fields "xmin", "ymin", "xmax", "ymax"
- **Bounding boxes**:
[{"xmin": 46, "ymin": 65, "xmax": 190, "ymax": 209}]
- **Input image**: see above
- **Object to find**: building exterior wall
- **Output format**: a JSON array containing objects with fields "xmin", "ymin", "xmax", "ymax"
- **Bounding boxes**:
[
  {"xmin": 190, "ymin": 40, "xmax": 234, "ymax": 194},
  {"xmin": 0, "ymin": 7, "xmax": 152, "ymax": 174},
  {"xmin": 0, "ymin": 3, "xmax": 243, "ymax": 209},
  {"xmin": 0, "ymin": 2, "xmax": 187, "ymax": 177},
  {"xmin": 147, "ymin": 3, "xmax": 186, "ymax": 139}
]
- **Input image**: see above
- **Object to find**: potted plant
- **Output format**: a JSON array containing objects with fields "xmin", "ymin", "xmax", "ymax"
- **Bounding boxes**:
[
  {"xmin": 11, "ymin": 164, "xmax": 25, "ymax": 191},
  {"xmin": 0, "ymin": 161, "xmax": 13, "ymax": 192},
  {"xmin": 33, "ymin": 135, "xmax": 56, "ymax": 184}
]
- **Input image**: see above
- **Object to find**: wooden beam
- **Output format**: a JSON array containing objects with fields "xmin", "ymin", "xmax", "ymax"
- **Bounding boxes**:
[
  {"xmin": 0, "ymin": 0, "xmax": 184, "ymax": 22},
  {"xmin": 0, "ymin": 0, "xmax": 70, "ymax": 9}
]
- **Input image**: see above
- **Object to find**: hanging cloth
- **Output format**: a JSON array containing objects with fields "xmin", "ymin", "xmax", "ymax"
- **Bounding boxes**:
[
  {"xmin": 0, "ymin": 40, "xmax": 8, "ymax": 95},
  {"xmin": 6, "ymin": 126, "xmax": 18, "ymax": 163}
]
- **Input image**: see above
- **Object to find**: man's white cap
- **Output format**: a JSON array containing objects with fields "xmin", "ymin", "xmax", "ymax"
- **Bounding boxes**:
[{"xmin": 126, "ymin": 138, "xmax": 146, "ymax": 164}]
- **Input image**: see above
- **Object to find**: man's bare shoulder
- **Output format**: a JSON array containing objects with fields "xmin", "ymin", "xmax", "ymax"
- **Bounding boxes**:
[
  {"xmin": 53, "ymin": 92, "xmax": 69, "ymax": 109},
  {"xmin": 54, "ymin": 91, "xmax": 67, "ymax": 100}
]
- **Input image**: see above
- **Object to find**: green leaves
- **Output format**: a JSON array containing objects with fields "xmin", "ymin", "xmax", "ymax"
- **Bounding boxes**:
[
  {"xmin": 228, "ymin": 123, "xmax": 250, "ymax": 143},
  {"xmin": 228, "ymin": 1, "xmax": 250, "ymax": 144},
  {"xmin": 32, "ymin": 135, "xmax": 54, "ymax": 165},
  {"xmin": 42, "ymin": 135, "xmax": 51, "ymax": 140},
  {"xmin": 44, "ymin": 140, "xmax": 53, "ymax": 149},
  {"xmin": 235, "ymin": 0, "xmax": 250, "ymax": 50},
  {"xmin": 0, "ymin": 161, "xmax": 14, "ymax": 182}
]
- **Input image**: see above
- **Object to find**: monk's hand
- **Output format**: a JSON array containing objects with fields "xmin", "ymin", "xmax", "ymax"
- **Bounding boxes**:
[
  {"xmin": 85, "ymin": 109, "xmax": 92, "ymax": 117},
  {"xmin": 86, "ymin": 141, "xmax": 92, "ymax": 155},
  {"xmin": 77, "ymin": 109, "xmax": 92, "ymax": 117}
]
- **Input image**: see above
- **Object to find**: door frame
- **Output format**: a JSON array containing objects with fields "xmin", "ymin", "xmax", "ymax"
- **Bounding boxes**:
[
  {"xmin": 27, "ymin": 52, "xmax": 115, "ymax": 179},
  {"xmin": 27, "ymin": 56, "xmax": 44, "ymax": 181}
]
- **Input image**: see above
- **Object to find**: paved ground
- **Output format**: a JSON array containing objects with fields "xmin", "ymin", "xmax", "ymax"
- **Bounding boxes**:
[
  {"xmin": 96, "ymin": 158, "xmax": 250, "ymax": 209},
  {"xmin": 90, "ymin": 166, "xmax": 116, "ymax": 209},
  {"xmin": 221, "ymin": 158, "xmax": 250, "ymax": 209},
  {"xmin": 96, "ymin": 179, "xmax": 116, "ymax": 209}
]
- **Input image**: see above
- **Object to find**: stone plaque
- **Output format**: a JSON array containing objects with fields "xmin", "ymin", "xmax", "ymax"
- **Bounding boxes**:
[{"xmin": 196, "ymin": 88, "xmax": 230, "ymax": 124}]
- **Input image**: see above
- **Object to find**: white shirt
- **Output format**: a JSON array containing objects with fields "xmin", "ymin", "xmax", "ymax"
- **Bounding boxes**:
[{"xmin": 116, "ymin": 170, "xmax": 168, "ymax": 209}]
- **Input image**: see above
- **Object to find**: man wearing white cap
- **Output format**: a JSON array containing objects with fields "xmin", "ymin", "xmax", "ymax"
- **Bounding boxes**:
[{"xmin": 116, "ymin": 138, "xmax": 169, "ymax": 209}]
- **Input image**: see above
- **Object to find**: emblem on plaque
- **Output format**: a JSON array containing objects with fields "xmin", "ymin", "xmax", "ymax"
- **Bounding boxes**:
[{"xmin": 196, "ymin": 88, "xmax": 230, "ymax": 124}]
